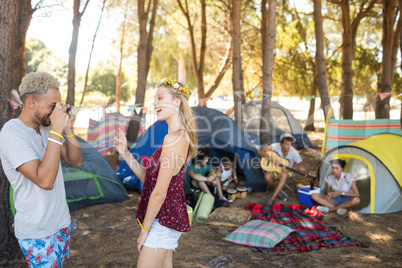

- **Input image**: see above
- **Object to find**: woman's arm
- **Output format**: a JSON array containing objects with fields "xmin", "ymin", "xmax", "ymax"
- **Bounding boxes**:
[
  {"xmin": 115, "ymin": 129, "xmax": 147, "ymax": 182},
  {"xmin": 342, "ymin": 181, "xmax": 360, "ymax": 197}
]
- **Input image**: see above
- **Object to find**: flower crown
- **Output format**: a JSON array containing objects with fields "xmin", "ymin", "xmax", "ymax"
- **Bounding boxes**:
[{"xmin": 159, "ymin": 78, "xmax": 191, "ymax": 100}]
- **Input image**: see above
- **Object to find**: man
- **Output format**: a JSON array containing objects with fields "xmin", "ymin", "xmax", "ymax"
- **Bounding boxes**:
[
  {"xmin": 0, "ymin": 72, "xmax": 82, "ymax": 267},
  {"xmin": 258, "ymin": 133, "xmax": 303, "ymax": 205}
]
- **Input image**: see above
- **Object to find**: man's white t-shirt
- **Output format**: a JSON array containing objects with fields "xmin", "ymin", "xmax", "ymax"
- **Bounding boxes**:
[
  {"xmin": 0, "ymin": 119, "xmax": 71, "ymax": 239},
  {"xmin": 271, "ymin": 143, "xmax": 302, "ymax": 168}
]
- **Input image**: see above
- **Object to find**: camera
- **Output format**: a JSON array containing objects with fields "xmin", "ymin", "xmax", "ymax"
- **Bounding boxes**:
[{"xmin": 66, "ymin": 107, "xmax": 72, "ymax": 118}]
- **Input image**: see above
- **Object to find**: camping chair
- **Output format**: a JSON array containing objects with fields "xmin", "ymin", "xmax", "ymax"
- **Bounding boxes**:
[{"xmin": 264, "ymin": 171, "xmax": 297, "ymax": 199}]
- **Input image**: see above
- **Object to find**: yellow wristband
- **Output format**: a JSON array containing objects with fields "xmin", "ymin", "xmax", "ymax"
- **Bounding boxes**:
[
  {"xmin": 137, "ymin": 219, "xmax": 150, "ymax": 230},
  {"xmin": 50, "ymin": 130, "xmax": 64, "ymax": 140},
  {"xmin": 66, "ymin": 132, "xmax": 75, "ymax": 138}
]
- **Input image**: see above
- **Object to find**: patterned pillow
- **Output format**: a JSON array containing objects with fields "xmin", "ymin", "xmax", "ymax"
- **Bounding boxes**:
[{"xmin": 224, "ymin": 220, "xmax": 294, "ymax": 248}]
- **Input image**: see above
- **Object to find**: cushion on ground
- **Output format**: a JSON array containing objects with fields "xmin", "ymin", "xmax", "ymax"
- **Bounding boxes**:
[
  {"xmin": 206, "ymin": 207, "xmax": 252, "ymax": 227},
  {"xmin": 223, "ymin": 220, "xmax": 294, "ymax": 248}
]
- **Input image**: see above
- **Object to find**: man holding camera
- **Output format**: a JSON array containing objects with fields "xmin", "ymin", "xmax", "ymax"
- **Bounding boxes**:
[{"xmin": 0, "ymin": 72, "xmax": 82, "ymax": 267}]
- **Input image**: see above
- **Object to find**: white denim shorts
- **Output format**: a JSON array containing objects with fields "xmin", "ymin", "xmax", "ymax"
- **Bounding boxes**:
[{"xmin": 143, "ymin": 219, "xmax": 182, "ymax": 251}]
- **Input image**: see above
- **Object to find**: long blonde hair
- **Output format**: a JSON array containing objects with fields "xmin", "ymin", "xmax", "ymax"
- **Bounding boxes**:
[{"xmin": 158, "ymin": 83, "xmax": 198, "ymax": 159}]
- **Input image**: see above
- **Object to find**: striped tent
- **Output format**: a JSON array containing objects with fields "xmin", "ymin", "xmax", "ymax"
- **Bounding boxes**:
[
  {"xmin": 318, "ymin": 134, "xmax": 402, "ymax": 214},
  {"xmin": 87, "ymin": 112, "xmax": 131, "ymax": 155},
  {"xmin": 321, "ymin": 118, "xmax": 401, "ymax": 156}
]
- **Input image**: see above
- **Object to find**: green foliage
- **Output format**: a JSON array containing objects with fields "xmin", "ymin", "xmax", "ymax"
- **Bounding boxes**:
[
  {"xmin": 25, "ymin": 38, "xmax": 68, "ymax": 88},
  {"xmin": 87, "ymin": 63, "xmax": 131, "ymax": 101}
]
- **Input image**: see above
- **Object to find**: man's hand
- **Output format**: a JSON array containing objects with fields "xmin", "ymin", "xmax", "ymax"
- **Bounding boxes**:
[{"xmin": 50, "ymin": 102, "xmax": 69, "ymax": 133}]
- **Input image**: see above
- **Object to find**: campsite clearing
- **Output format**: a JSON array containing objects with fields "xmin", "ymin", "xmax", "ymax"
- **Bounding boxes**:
[
  {"xmin": 9, "ymin": 132, "xmax": 402, "ymax": 267},
  {"xmin": 65, "ymin": 132, "xmax": 402, "ymax": 268}
]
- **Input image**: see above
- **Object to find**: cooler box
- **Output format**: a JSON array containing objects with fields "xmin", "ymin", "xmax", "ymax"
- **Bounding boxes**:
[{"xmin": 298, "ymin": 186, "xmax": 320, "ymax": 206}]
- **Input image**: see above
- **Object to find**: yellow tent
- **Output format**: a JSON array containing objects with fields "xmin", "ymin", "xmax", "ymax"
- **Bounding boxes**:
[{"xmin": 318, "ymin": 133, "xmax": 402, "ymax": 214}]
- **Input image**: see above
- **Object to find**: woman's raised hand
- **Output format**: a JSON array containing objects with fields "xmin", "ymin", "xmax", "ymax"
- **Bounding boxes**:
[{"xmin": 114, "ymin": 128, "xmax": 128, "ymax": 155}]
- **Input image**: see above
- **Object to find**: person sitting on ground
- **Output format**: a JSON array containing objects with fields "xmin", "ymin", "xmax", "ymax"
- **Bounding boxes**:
[
  {"xmin": 188, "ymin": 148, "xmax": 225, "ymax": 201},
  {"xmin": 216, "ymin": 154, "xmax": 244, "ymax": 192},
  {"xmin": 258, "ymin": 133, "xmax": 303, "ymax": 205},
  {"xmin": 311, "ymin": 159, "xmax": 360, "ymax": 216}
]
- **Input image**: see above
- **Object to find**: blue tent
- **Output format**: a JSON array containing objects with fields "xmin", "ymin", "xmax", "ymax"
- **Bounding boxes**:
[{"xmin": 116, "ymin": 107, "xmax": 266, "ymax": 192}]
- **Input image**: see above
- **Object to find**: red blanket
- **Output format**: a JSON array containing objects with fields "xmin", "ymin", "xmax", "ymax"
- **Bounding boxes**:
[{"xmin": 244, "ymin": 203, "xmax": 364, "ymax": 252}]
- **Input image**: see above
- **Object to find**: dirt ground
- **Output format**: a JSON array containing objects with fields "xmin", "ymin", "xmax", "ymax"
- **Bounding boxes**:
[{"xmin": 10, "ymin": 132, "xmax": 402, "ymax": 267}]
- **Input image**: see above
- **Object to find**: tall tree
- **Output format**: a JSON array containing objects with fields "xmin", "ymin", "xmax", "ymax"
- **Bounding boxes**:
[
  {"xmin": 400, "ymin": 0, "xmax": 402, "ymax": 128},
  {"xmin": 66, "ymin": 0, "xmax": 91, "ymax": 105},
  {"xmin": 177, "ymin": 0, "xmax": 232, "ymax": 102},
  {"xmin": 11, "ymin": 0, "xmax": 44, "ymax": 90},
  {"xmin": 376, "ymin": 0, "xmax": 398, "ymax": 119},
  {"xmin": 0, "ymin": 1, "xmax": 25, "ymax": 264},
  {"xmin": 312, "ymin": 0, "xmax": 333, "ymax": 119},
  {"xmin": 232, "ymin": 0, "xmax": 244, "ymax": 127},
  {"xmin": 80, "ymin": 0, "xmax": 107, "ymax": 106},
  {"xmin": 116, "ymin": 0, "xmax": 130, "ymax": 113},
  {"xmin": 260, "ymin": 0, "xmax": 276, "ymax": 146},
  {"xmin": 329, "ymin": 0, "xmax": 377, "ymax": 119},
  {"xmin": 126, "ymin": 0, "xmax": 159, "ymax": 144}
]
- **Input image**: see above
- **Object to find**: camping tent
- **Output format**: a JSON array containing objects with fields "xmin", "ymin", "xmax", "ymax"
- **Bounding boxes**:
[
  {"xmin": 61, "ymin": 137, "xmax": 128, "ymax": 211},
  {"xmin": 317, "ymin": 133, "xmax": 402, "ymax": 214},
  {"xmin": 235, "ymin": 99, "xmax": 314, "ymax": 149},
  {"xmin": 116, "ymin": 107, "xmax": 267, "ymax": 192}
]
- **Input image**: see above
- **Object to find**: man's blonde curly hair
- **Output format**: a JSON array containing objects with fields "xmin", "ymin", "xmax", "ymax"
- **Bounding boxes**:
[{"xmin": 19, "ymin": 72, "xmax": 59, "ymax": 101}]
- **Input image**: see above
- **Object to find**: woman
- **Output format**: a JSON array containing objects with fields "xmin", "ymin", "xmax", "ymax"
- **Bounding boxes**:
[
  {"xmin": 311, "ymin": 159, "xmax": 360, "ymax": 216},
  {"xmin": 115, "ymin": 78, "xmax": 197, "ymax": 267},
  {"xmin": 188, "ymin": 147, "xmax": 225, "ymax": 201}
]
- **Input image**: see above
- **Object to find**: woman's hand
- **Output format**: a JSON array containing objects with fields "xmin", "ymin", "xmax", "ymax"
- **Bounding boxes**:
[
  {"xmin": 114, "ymin": 129, "xmax": 128, "ymax": 156},
  {"xmin": 137, "ymin": 229, "xmax": 149, "ymax": 253},
  {"xmin": 328, "ymin": 190, "xmax": 341, "ymax": 198}
]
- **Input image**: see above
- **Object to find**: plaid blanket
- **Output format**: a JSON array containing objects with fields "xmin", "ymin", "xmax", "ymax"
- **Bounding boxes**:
[{"xmin": 244, "ymin": 203, "xmax": 364, "ymax": 252}]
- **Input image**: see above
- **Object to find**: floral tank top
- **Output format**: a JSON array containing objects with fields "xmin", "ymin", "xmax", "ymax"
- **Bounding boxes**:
[{"xmin": 135, "ymin": 144, "xmax": 191, "ymax": 232}]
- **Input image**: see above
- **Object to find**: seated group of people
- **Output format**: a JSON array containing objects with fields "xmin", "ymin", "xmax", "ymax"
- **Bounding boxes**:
[
  {"xmin": 190, "ymin": 133, "xmax": 361, "ymax": 215},
  {"xmin": 188, "ymin": 148, "xmax": 244, "ymax": 205}
]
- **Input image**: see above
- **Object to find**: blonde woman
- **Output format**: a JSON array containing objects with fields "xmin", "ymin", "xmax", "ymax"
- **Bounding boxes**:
[{"xmin": 115, "ymin": 78, "xmax": 197, "ymax": 268}]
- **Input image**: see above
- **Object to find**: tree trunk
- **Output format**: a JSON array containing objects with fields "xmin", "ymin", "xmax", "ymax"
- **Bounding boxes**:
[
  {"xmin": 204, "ymin": 41, "xmax": 232, "ymax": 98},
  {"xmin": 260, "ymin": 0, "xmax": 276, "ymax": 147},
  {"xmin": 126, "ymin": 0, "xmax": 159, "ymax": 144},
  {"xmin": 312, "ymin": 0, "xmax": 332, "ymax": 119},
  {"xmin": 305, "ymin": 75, "xmax": 317, "ymax": 131},
  {"xmin": 11, "ymin": 0, "xmax": 34, "ymax": 91},
  {"xmin": 339, "ymin": 1, "xmax": 354, "ymax": 119},
  {"xmin": 376, "ymin": 0, "xmax": 397, "ymax": 119},
  {"xmin": 177, "ymin": 0, "xmax": 206, "ymax": 99},
  {"xmin": 337, "ymin": 0, "xmax": 376, "ymax": 119},
  {"xmin": 178, "ymin": 53, "xmax": 187, "ymax": 84},
  {"xmin": 400, "ymin": 0, "xmax": 402, "ymax": 129},
  {"xmin": 0, "ymin": 1, "xmax": 25, "ymax": 264},
  {"xmin": 116, "ymin": 0, "xmax": 129, "ymax": 114},
  {"xmin": 67, "ymin": 0, "xmax": 90, "ymax": 105},
  {"xmin": 232, "ymin": 0, "xmax": 243, "ymax": 127},
  {"xmin": 80, "ymin": 0, "xmax": 106, "ymax": 106}
]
